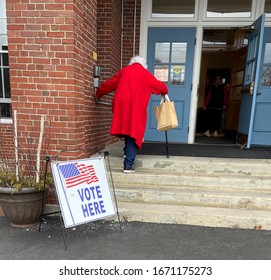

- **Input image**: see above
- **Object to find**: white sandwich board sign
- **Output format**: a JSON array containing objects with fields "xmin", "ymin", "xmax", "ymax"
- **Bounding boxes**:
[{"xmin": 51, "ymin": 157, "xmax": 116, "ymax": 228}]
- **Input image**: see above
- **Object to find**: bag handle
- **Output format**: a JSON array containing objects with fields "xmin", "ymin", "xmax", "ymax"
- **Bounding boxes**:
[{"xmin": 160, "ymin": 94, "xmax": 170, "ymax": 104}]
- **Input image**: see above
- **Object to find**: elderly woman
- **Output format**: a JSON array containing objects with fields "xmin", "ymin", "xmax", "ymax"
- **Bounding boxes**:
[{"xmin": 96, "ymin": 55, "xmax": 168, "ymax": 173}]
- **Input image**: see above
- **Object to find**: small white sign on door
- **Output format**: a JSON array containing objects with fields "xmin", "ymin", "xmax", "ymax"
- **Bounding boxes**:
[{"xmin": 51, "ymin": 157, "xmax": 116, "ymax": 228}]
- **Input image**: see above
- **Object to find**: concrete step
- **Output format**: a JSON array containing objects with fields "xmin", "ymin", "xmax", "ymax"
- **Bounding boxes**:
[
  {"xmin": 104, "ymin": 151, "xmax": 271, "ymax": 176},
  {"xmin": 117, "ymin": 201, "xmax": 271, "ymax": 230},
  {"xmin": 114, "ymin": 186, "xmax": 271, "ymax": 211},
  {"xmin": 109, "ymin": 169, "xmax": 271, "ymax": 191},
  {"xmin": 99, "ymin": 142, "xmax": 271, "ymax": 230},
  {"xmin": 107, "ymin": 166, "xmax": 271, "ymax": 229}
]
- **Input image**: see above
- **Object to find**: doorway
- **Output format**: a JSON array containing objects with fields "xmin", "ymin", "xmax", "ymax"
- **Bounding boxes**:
[
  {"xmin": 145, "ymin": 27, "xmax": 196, "ymax": 143},
  {"xmin": 196, "ymin": 28, "xmax": 248, "ymax": 146}
]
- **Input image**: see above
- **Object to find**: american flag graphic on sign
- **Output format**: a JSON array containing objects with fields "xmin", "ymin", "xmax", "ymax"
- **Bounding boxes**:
[{"xmin": 58, "ymin": 162, "xmax": 99, "ymax": 188}]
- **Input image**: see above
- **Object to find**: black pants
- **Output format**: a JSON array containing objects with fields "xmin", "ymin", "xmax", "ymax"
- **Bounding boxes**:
[{"xmin": 206, "ymin": 108, "xmax": 223, "ymax": 132}]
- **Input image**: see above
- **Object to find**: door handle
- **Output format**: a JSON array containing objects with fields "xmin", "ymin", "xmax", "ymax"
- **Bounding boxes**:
[
  {"xmin": 249, "ymin": 81, "xmax": 254, "ymax": 95},
  {"xmin": 249, "ymin": 82, "xmax": 261, "ymax": 95}
]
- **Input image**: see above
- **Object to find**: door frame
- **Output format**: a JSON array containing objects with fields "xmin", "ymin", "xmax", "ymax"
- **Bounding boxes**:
[
  {"xmin": 140, "ymin": 24, "xmax": 203, "ymax": 144},
  {"xmin": 139, "ymin": 0, "xmax": 270, "ymax": 145}
]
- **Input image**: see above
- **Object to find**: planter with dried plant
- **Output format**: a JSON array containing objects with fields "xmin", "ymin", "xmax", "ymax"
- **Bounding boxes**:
[{"xmin": 0, "ymin": 111, "xmax": 52, "ymax": 228}]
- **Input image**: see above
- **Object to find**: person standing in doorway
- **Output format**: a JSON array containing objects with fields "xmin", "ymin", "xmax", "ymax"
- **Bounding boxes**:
[
  {"xmin": 203, "ymin": 75, "xmax": 228, "ymax": 137},
  {"xmin": 96, "ymin": 55, "xmax": 168, "ymax": 173}
]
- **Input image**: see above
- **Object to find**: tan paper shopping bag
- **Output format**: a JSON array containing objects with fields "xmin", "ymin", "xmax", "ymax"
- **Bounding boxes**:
[{"xmin": 154, "ymin": 94, "xmax": 178, "ymax": 131}]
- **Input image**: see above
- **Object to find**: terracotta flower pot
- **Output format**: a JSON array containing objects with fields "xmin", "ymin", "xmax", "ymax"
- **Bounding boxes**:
[{"xmin": 0, "ymin": 187, "xmax": 46, "ymax": 228}]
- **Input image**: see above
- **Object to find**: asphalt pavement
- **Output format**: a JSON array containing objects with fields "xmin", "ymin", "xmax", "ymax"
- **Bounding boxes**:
[{"xmin": 0, "ymin": 215, "xmax": 271, "ymax": 260}]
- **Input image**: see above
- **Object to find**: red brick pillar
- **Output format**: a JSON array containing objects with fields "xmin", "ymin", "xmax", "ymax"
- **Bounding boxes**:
[{"xmin": 6, "ymin": 0, "xmax": 99, "ymax": 164}]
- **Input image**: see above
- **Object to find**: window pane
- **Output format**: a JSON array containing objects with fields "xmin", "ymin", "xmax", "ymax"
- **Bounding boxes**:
[
  {"xmin": 4, "ymin": 68, "xmax": 10, "ymax": 98},
  {"xmin": 261, "ymin": 43, "xmax": 271, "ymax": 86},
  {"xmin": 263, "ymin": 43, "xmax": 271, "ymax": 64},
  {"xmin": 152, "ymin": 0, "xmax": 195, "ymax": 18},
  {"xmin": 170, "ymin": 65, "xmax": 185, "ymax": 85},
  {"xmin": 154, "ymin": 65, "xmax": 168, "ymax": 83},
  {"xmin": 0, "ymin": 18, "xmax": 7, "ymax": 35},
  {"xmin": 207, "ymin": 0, "xmax": 252, "ymax": 18},
  {"xmin": 0, "ymin": 1, "xmax": 7, "ymax": 35},
  {"xmin": 245, "ymin": 39, "xmax": 256, "ymax": 84},
  {"xmin": 248, "ymin": 36, "xmax": 257, "ymax": 59},
  {"xmin": 3, "ymin": 52, "xmax": 8, "ymax": 66},
  {"xmin": 203, "ymin": 30, "xmax": 234, "ymax": 46},
  {"xmin": 171, "ymin": 43, "xmax": 187, "ymax": 63},
  {"xmin": 0, "ymin": 0, "xmax": 6, "ymax": 18},
  {"xmin": 155, "ymin": 42, "xmax": 170, "ymax": 63},
  {"xmin": 0, "ymin": 34, "xmax": 8, "ymax": 48},
  {"xmin": 0, "ymin": 103, "xmax": 11, "ymax": 118},
  {"xmin": 265, "ymin": 0, "xmax": 271, "ymax": 14},
  {"xmin": 0, "ymin": 73, "xmax": 2, "ymax": 98},
  {"xmin": 245, "ymin": 61, "xmax": 255, "ymax": 84}
]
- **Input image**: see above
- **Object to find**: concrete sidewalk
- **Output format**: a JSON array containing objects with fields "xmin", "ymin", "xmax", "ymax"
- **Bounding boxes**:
[{"xmin": 0, "ymin": 215, "xmax": 271, "ymax": 260}]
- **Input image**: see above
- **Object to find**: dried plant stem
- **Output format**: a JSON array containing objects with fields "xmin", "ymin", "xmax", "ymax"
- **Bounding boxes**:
[
  {"xmin": 36, "ymin": 115, "xmax": 45, "ymax": 184},
  {"xmin": 13, "ymin": 110, "xmax": 19, "ymax": 182}
]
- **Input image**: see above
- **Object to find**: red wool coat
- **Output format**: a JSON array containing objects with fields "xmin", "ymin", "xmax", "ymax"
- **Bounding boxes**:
[{"xmin": 96, "ymin": 63, "xmax": 168, "ymax": 149}]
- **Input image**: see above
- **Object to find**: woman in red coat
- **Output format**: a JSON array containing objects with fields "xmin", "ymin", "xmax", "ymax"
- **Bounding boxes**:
[{"xmin": 96, "ymin": 56, "xmax": 168, "ymax": 173}]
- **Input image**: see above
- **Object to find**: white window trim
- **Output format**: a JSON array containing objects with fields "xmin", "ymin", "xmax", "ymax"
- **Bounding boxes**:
[{"xmin": 0, "ymin": 118, "xmax": 12, "ymax": 124}]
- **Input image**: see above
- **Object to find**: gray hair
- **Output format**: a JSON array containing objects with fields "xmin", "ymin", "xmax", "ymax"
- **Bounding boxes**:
[{"xmin": 129, "ymin": 55, "xmax": 147, "ymax": 69}]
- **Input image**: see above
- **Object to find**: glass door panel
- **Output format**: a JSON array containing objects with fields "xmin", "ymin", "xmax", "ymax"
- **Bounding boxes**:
[{"xmin": 261, "ymin": 43, "xmax": 271, "ymax": 86}]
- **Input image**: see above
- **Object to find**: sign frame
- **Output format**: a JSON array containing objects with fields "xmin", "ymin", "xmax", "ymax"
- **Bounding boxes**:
[{"xmin": 51, "ymin": 156, "xmax": 117, "ymax": 228}]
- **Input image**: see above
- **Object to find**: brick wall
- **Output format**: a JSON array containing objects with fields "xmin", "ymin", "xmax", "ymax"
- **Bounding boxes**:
[
  {"xmin": 0, "ymin": 124, "xmax": 14, "ymax": 165},
  {"xmin": 2, "ymin": 0, "xmax": 140, "ymax": 168},
  {"xmin": 95, "ymin": 0, "xmax": 122, "ymax": 147},
  {"xmin": 122, "ymin": 0, "xmax": 141, "ymax": 66},
  {"xmin": 5, "ymin": 0, "xmax": 100, "ymax": 165},
  {"xmin": 95, "ymin": 0, "xmax": 141, "ymax": 147},
  {"xmin": 97, "ymin": 0, "xmax": 140, "ymax": 77}
]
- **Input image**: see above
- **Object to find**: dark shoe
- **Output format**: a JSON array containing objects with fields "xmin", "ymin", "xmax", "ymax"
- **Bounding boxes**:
[{"xmin": 123, "ymin": 166, "xmax": 135, "ymax": 173}]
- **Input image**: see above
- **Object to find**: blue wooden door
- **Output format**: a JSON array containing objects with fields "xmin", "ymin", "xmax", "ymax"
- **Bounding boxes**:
[
  {"xmin": 250, "ymin": 27, "xmax": 271, "ymax": 146},
  {"xmin": 144, "ymin": 27, "xmax": 196, "ymax": 143},
  {"xmin": 237, "ymin": 14, "xmax": 265, "ymax": 148}
]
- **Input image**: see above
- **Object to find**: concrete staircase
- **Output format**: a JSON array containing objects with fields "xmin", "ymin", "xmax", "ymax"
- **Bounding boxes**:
[{"xmin": 102, "ymin": 142, "xmax": 271, "ymax": 230}]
